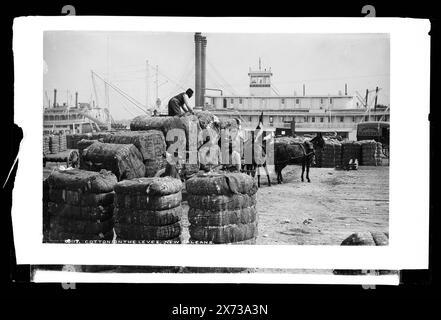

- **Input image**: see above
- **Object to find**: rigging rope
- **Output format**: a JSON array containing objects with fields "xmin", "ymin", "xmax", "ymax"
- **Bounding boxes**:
[{"xmin": 92, "ymin": 71, "xmax": 150, "ymax": 113}]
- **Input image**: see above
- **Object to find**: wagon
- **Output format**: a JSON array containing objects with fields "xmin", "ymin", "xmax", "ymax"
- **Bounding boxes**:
[
  {"xmin": 43, "ymin": 149, "xmax": 79, "ymax": 168},
  {"xmin": 356, "ymin": 121, "xmax": 389, "ymax": 158}
]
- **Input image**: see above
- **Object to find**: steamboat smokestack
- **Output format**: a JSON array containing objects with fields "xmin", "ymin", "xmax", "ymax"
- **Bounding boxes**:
[
  {"xmin": 201, "ymin": 36, "xmax": 207, "ymax": 108},
  {"xmin": 75, "ymin": 92, "xmax": 78, "ymax": 108},
  {"xmin": 53, "ymin": 89, "xmax": 57, "ymax": 108},
  {"xmin": 194, "ymin": 33, "xmax": 202, "ymax": 107}
]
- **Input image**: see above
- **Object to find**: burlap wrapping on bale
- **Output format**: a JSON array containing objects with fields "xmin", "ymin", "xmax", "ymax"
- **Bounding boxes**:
[
  {"xmin": 115, "ymin": 192, "xmax": 182, "ymax": 210},
  {"xmin": 274, "ymin": 136, "xmax": 308, "ymax": 145},
  {"xmin": 115, "ymin": 222, "xmax": 181, "ymax": 240},
  {"xmin": 130, "ymin": 115, "xmax": 185, "ymax": 133},
  {"xmin": 115, "ymin": 206, "xmax": 182, "ymax": 226},
  {"xmin": 114, "ymin": 177, "xmax": 182, "ymax": 196},
  {"xmin": 186, "ymin": 172, "xmax": 257, "ymax": 196},
  {"xmin": 48, "ymin": 189, "xmax": 114, "ymax": 206},
  {"xmin": 360, "ymin": 140, "xmax": 381, "ymax": 166},
  {"xmin": 219, "ymin": 118, "xmax": 239, "ymax": 130},
  {"xmin": 46, "ymin": 168, "xmax": 117, "ymax": 193},
  {"xmin": 375, "ymin": 142, "xmax": 383, "ymax": 166},
  {"xmin": 144, "ymin": 157, "xmax": 167, "ymax": 177},
  {"xmin": 187, "ymin": 193, "xmax": 256, "ymax": 211},
  {"xmin": 227, "ymin": 238, "xmax": 257, "ymax": 245},
  {"xmin": 48, "ymin": 202, "xmax": 113, "ymax": 221},
  {"xmin": 45, "ymin": 169, "xmax": 117, "ymax": 243},
  {"xmin": 315, "ymin": 140, "xmax": 342, "ymax": 168},
  {"xmin": 102, "ymin": 130, "xmax": 165, "ymax": 161},
  {"xmin": 81, "ymin": 142, "xmax": 145, "ymax": 180},
  {"xmin": 333, "ymin": 231, "xmax": 389, "ymax": 275},
  {"xmin": 58, "ymin": 133, "xmax": 67, "ymax": 152},
  {"xmin": 130, "ymin": 114, "xmax": 202, "ymax": 149},
  {"xmin": 181, "ymin": 162, "xmax": 200, "ymax": 179},
  {"xmin": 43, "ymin": 179, "xmax": 50, "ymax": 241},
  {"xmin": 67, "ymin": 134, "xmax": 91, "ymax": 149},
  {"xmin": 43, "ymin": 135, "xmax": 50, "ymax": 155},
  {"xmin": 189, "ymin": 221, "xmax": 258, "ymax": 244},
  {"xmin": 66, "ymin": 132, "xmax": 114, "ymax": 149},
  {"xmin": 188, "ymin": 206, "xmax": 257, "ymax": 226},
  {"xmin": 194, "ymin": 110, "xmax": 217, "ymax": 129},
  {"xmin": 113, "ymin": 177, "xmax": 183, "ymax": 241},
  {"xmin": 43, "ymin": 149, "xmax": 77, "ymax": 163},
  {"xmin": 77, "ymin": 139, "xmax": 101, "ymax": 153},
  {"xmin": 341, "ymin": 232, "xmax": 378, "ymax": 245},
  {"xmin": 49, "ymin": 135, "xmax": 60, "ymax": 154},
  {"xmin": 43, "ymin": 179, "xmax": 49, "ymax": 201},
  {"xmin": 50, "ymin": 216, "xmax": 113, "ymax": 234},
  {"xmin": 187, "ymin": 171, "xmax": 259, "ymax": 244}
]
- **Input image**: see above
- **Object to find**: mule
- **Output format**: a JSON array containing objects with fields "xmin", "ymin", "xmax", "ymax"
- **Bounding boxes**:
[
  {"xmin": 245, "ymin": 132, "xmax": 324, "ymax": 186},
  {"xmin": 274, "ymin": 133, "xmax": 324, "ymax": 183}
]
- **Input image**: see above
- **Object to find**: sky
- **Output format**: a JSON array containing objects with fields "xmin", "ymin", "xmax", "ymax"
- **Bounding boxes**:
[{"xmin": 44, "ymin": 32, "xmax": 389, "ymax": 120}]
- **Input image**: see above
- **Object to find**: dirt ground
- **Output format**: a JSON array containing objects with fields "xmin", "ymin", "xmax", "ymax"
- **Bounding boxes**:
[{"xmin": 254, "ymin": 165, "xmax": 389, "ymax": 245}]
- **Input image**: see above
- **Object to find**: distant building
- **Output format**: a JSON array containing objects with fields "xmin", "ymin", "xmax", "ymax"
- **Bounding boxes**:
[{"xmin": 203, "ymin": 62, "xmax": 389, "ymax": 140}]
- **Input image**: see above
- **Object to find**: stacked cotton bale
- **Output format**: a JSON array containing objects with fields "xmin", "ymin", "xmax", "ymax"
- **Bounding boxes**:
[
  {"xmin": 58, "ymin": 132, "xmax": 67, "ymax": 152},
  {"xmin": 375, "ymin": 142, "xmax": 383, "ymax": 166},
  {"xmin": 219, "ymin": 119, "xmax": 239, "ymax": 130},
  {"xmin": 341, "ymin": 141, "xmax": 362, "ymax": 166},
  {"xmin": 77, "ymin": 139, "xmax": 101, "ymax": 155},
  {"xmin": 43, "ymin": 178, "xmax": 50, "ymax": 241},
  {"xmin": 130, "ymin": 114, "xmax": 202, "ymax": 149},
  {"xmin": 76, "ymin": 139, "xmax": 101, "ymax": 166},
  {"xmin": 315, "ymin": 140, "xmax": 342, "ymax": 168},
  {"xmin": 360, "ymin": 140, "xmax": 382, "ymax": 166},
  {"xmin": 274, "ymin": 136, "xmax": 307, "ymax": 145},
  {"xmin": 67, "ymin": 133, "xmax": 90, "ymax": 149},
  {"xmin": 80, "ymin": 141, "xmax": 145, "ymax": 181},
  {"xmin": 49, "ymin": 134, "xmax": 60, "ymax": 154},
  {"xmin": 130, "ymin": 115, "xmax": 186, "ymax": 136},
  {"xmin": 43, "ymin": 135, "xmax": 50, "ymax": 155},
  {"xmin": 186, "ymin": 172, "xmax": 258, "ymax": 244},
  {"xmin": 44, "ymin": 169, "xmax": 117, "ymax": 242},
  {"xmin": 102, "ymin": 130, "xmax": 166, "ymax": 177},
  {"xmin": 333, "ymin": 231, "xmax": 389, "ymax": 275},
  {"xmin": 334, "ymin": 142, "xmax": 342, "ymax": 167},
  {"xmin": 66, "ymin": 132, "xmax": 114, "ymax": 150},
  {"xmin": 114, "ymin": 177, "xmax": 183, "ymax": 243},
  {"xmin": 194, "ymin": 110, "xmax": 218, "ymax": 129},
  {"xmin": 181, "ymin": 162, "xmax": 199, "ymax": 179}
]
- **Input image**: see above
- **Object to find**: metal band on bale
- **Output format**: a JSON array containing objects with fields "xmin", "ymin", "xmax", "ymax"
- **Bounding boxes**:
[{"xmin": 50, "ymin": 217, "xmax": 114, "ymax": 235}]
